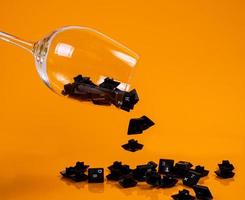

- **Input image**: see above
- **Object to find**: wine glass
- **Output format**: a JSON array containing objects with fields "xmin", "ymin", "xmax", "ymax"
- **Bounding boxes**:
[{"xmin": 0, "ymin": 26, "xmax": 139, "ymax": 95}]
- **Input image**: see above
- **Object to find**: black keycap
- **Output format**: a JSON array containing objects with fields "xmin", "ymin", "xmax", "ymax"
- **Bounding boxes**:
[
  {"xmin": 60, "ymin": 161, "xmax": 89, "ymax": 182},
  {"xmin": 158, "ymin": 159, "xmax": 174, "ymax": 174},
  {"xmin": 73, "ymin": 74, "xmax": 96, "ymax": 86},
  {"xmin": 121, "ymin": 139, "xmax": 144, "ymax": 152},
  {"xmin": 108, "ymin": 161, "xmax": 122, "ymax": 170},
  {"xmin": 62, "ymin": 83, "xmax": 75, "ymax": 95},
  {"xmin": 193, "ymin": 165, "xmax": 209, "ymax": 177},
  {"xmin": 171, "ymin": 189, "xmax": 195, "ymax": 200},
  {"xmin": 173, "ymin": 161, "xmax": 193, "ymax": 178},
  {"xmin": 128, "ymin": 116, "xmax": 154, "ymax": 135},
  {"xmin": 108, "ymin": 161, "xmax": 131, "ymax": 174},
  {"xmin": 215, "ymin": 160, "xmax": 235, "ymax": 179},
  {"xmin": 120, "ymin": 89, "xmax": 139, "ymax": 112},
  {"xmin": 193, "ymin": 185, "xmax": 213, "ymax": 200},
  {"xmin": 133, "ymin": 164, "xmax": 156, "ymax": 182},
  {"xmin": 88, "ymin": 168, "xmax": 104, "ymax": 183},
  {"xmin": 107, "ymin": 161, "xmax": 132, "ymax": 181},
  {"xmin": 183, "ymin": 170, "xmax": 201, "ymax": 187},
  {"xmin": 99, "ymin": 77, "xmax": 120, "ymax": 90}
]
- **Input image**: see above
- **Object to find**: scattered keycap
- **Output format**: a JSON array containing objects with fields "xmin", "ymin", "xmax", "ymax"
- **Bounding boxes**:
[
  {"xmin": 119, "ymin": 175, "xmax": 138, "ymax": 188},
  {"xmin": 133, "ymin": 162, "xmax": 157, "ymax": 181},
  {"xmin": 158, "ymin": 159, "xmax": 175, "ymax": 174},
  {"xmin": 215, "ymin": 160, "xmax": 235, "ymax": 179},
  {"xmin": 60, "ymin": 159, "xmax": 234, "ymax": 199},
  {"xmin": 127, "ymin": 115, "xmax": 154, "ymax": 135},
  {"xmin": 108, "ymin": 161, "xmax": 131, "ymax": 173},
  {"xmin": 183, "ymin": 170, "xmax": 201, "ymax": 187},
  {"xmin": 107, "ymin": 161, "xmax": 132, "ymax": 181},
  {"xmin": 173, "ymin": 161, "xmax": 193, "ymax": 178},
  {"xmin": 193, "ymin": 165, "xmax": 209, "ymax": 177},
  {"xmin": 60, "ymin": 161, "xmax": 89, "ymax": 182},
  {"xmin": 62, "ymin": 75, "xmax": 139, "ymax": 112},
  {"xmin": 121, "ymin": 139, "xmax": 144, "ymax": 152},
  {"xmin": 88, "ymin": 168, "xmax": 104, "ymax": 183},
  {"xmin": 171, "ymin": 189, "xmax": 195, "ymax": 200},
  {"xmin": 193, "ymin": 185, "xmax": 213, "ymax": 200}
]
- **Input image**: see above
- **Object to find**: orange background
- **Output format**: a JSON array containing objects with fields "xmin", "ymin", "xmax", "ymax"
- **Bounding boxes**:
[{"xmin": 0, "ymin": 0, "xmax": 245, "ymax": 199}]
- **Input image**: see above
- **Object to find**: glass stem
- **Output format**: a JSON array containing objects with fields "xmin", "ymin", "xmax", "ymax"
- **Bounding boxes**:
[{"xmin": 0, "ymin": 31, "xmax": 34, "ymax": 54}]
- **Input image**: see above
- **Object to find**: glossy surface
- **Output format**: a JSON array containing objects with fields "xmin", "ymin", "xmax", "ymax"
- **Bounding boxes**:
[{"xmin": 0, "ymin": 0, "xmax": 244, "ymax": 200}]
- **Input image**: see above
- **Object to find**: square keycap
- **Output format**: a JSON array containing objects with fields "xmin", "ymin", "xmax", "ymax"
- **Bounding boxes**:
[{"xmin": 88, "ymin": 168, "xmax": 104, "ymax": 183}]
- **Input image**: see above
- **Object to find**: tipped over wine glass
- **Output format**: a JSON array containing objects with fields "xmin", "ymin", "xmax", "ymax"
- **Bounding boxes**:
[{"xmin": 0, "ymin": 26, "xmax": 140, "ymax": 111}]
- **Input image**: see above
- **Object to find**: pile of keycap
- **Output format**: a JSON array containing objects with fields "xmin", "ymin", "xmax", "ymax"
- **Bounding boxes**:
[
  {"xmin": 60, "ymin": 160, "xmax": 235, "ymax": 200},
  {"xmin": 62, "ymin": 75, "xmax": 139, "ymax": 112},
  {"xmin": 61, "ymin": 74, "xmax": 236, "ymax": 199}
]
